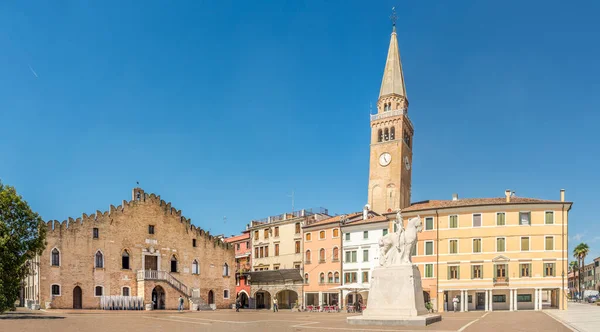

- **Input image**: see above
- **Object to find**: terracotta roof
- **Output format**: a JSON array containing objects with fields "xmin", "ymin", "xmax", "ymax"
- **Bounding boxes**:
[
  {"xmin": 402, "ymin": 197, "xmax": 566, "ymax": 212},
  {"xmin": 224, "ymin": 233, "xmax": 249, "ymax": 243},
  {"xmin": 303, "ymin": 212, "xmax": 362, "ymax": 229},
  {"xmin": 344, "ymin": 215, "xmax": 389, "ymax": 226}
]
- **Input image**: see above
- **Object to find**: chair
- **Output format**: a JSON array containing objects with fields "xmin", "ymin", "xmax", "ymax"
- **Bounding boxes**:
[
  {"xmin": 307, "ymin": 305, "xmax": 314, "ymax": 312},
  {"xmin": 361, "ymin": 305, "xmax": 367, "ymax": 311}
]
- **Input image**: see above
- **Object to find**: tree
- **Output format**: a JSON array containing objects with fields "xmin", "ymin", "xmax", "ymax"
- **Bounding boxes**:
[
  {"xmin": 573, "ymin": 243, "xmax": 590, "ymax": 302},
  {"xmin": 0, "ymin": 181, "xmax": 46, "ymax": 313},
  {"xmin": 569, "ymin": 260, "xmax": 579, "ymax": 273}
]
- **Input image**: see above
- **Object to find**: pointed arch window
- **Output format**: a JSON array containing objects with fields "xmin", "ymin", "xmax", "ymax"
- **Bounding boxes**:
[
  {"xmin": 304, "ymin": 273, "xmax": 309, "ymax": 284},
  {"xmin": 95, "ymin": 251, "xmax": 104, "ymax": 268},
  {"xmin": 390, "ymin": 127, "xmax": 395, "ymax": 140},
  {"xmin": 334, "ymin": 271, "xmax": 340, "ymax": 283},
  {"xmin": 384, "ymin": 128, "xmax": 389, "ymax": 141},
  {"xmin": 332, "ymin": 247, "xmax": 339, "ymax": 261},
  {"xmin": 192, "ymin": 260, "xmax": 199, "ymax": 275},
  {"xmin": 170, "ymin": 255, "xmax": 178, "ymax": 273},
  {"xmin": 122, "ymin": 250, "xmax": 130, "ymax": 270},
  {"xmin": 51, "ymin": 248, "xmax": 60, "ymax": 266},
  {"xmin": 328, "ymin": 272, "xmax": 333, "ymax": 283},
  {"xmin": 377, "ymin": 129, "xmax": 383, "ymax": 142},
  {"xmin": 223, "ymin": 263, "xmax": 229, "ymax": 276},
  {"xmin": 319, "ymin": 272, "xmax": 325, "ymax": 283},
  {"xmin": 319, "ymin": 248, "xmax": 326, "ymax": 262},
  {"xmin": 305, "ymin": 250, "xmax": 311, "ymax": 263}
]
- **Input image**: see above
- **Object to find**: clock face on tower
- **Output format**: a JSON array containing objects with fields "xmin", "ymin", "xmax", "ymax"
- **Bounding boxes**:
[{"xmin": 379, "ymin": 153, "xmax": 392, "ymax": 166}]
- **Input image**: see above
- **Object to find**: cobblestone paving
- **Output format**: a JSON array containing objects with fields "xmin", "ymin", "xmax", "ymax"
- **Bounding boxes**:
[{"xmin": 0, "ymin": 308, "xmax": 571, "ymax": 332}]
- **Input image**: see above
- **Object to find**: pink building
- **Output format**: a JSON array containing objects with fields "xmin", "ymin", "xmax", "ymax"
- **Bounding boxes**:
[{"xmin": 225, "ymin": 231, "xmax": 251, "ymax": 308}]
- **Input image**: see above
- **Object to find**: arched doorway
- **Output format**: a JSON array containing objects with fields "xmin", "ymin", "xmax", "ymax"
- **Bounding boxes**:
[
  {"xmin": 238, "ymin": 291, "xmax": 249, "ymax": 308},
  {"xmin": 73, "ymin": 286, "xmax": 82, "ymax": 309},
  {"xmin": 152, "ymin": 286, "xmax": 166, "ymax": 309},
  {"xmin": 255, "ymin": 291, "xmax": 271, "ymax": 309},
  {"xmin": 276, "ymin": 290, "xmax": 298, "ymax": 309},
  {"xmin": 208, "ymin": 290, "xmax": 214, "ymax": 305}
]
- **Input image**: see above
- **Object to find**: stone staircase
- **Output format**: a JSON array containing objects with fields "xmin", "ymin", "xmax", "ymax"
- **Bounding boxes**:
[{"xmin": 137, "ymin": 270, "xmax": 213, "ymax": 310}]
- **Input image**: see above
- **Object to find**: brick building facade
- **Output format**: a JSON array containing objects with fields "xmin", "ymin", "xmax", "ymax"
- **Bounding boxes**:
[{"xmin": 23, "ymin": 188, "xmax": 236, "ymax": 310}]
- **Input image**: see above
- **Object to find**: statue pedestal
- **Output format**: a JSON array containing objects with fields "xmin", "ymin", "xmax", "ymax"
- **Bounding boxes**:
[{"xmin": 347, "ymin": 265, "xmax": 441, "ymax": 326}]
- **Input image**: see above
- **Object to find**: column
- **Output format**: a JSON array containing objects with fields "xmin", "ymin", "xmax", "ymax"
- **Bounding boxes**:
[
  {"xmin": 489, "ymin": 289, "xmax": 493, "ymax": 311},
  {"xmin": 509, "ymin": 289, "xmax": 514, "ymax": 311},
  {"xmin": 484, "ymin": 289, "xmax": 489, "ymax": 311},
  {"xmin": 534, "ymin": 288, "xmax": 539, "ymax": 310},
  {"xmin": 465, "ymin": 290, "xmax": 469, "ymax": 312},
  {"xmin": 538, "ymin": 289, "xmax": 543, "ymax": 310},
  {"xmin": 514, "ymin": 289, "xmax": 518, "ymax": 311}
]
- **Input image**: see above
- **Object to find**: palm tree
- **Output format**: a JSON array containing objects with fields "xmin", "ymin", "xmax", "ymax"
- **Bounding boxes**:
[
  {"xmin": 569, "ymin": 261, "xmax": 579, "ymax": 273},
  {"xmin": 573, "ymin": 243, "xmax": 590, "ymax": 301}
]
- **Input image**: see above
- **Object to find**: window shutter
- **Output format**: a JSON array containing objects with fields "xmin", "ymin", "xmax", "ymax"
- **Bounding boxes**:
[
  {"xmin": 448, "ymin": 266, "xmax": 451, "ymax": 279},
  {"xmin": 471, "ymin": 266, "xmax": 474, "ymax": 279},
  {"xmin": 543, "ymin": 264, "xmax": 547, "ymax": 277},
  {"xmin": 481, "ymin": 265, "xmax": 483, "ymax": 279},
  {"xmin": 457, "ymin": 266, "xmax": 460, "ymax": 279},
  {"xmin": 506, "ymin": 264, "xmax": 509, "ymax": 278}
]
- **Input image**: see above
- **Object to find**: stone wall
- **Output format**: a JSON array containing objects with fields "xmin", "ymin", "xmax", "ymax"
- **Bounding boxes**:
[{"xmin": 38, "ymin": 188, "xmax": 236, "ymax": 309}]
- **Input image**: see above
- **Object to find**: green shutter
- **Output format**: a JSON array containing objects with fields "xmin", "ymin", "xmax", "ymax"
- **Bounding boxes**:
[
  {"xmin": 471, "ymin": 266, "xmax": 474, "ymax": 279},
  {"xmin": 457, "ymin": 266, "xmax": 460, "ymax": 279},
  {"xmin": 544, "ymin": 263, "xmax": 547, "ymax": 277},
  {"xmin": 481, "ymin": 265, "xmax": 483, "ymax": 279},
  {"xmin": 448, "ymin": 266, "xmax": 451, "ymax": 279}
]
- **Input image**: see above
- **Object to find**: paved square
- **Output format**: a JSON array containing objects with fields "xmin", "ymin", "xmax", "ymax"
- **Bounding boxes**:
[{"xmin": 0, "ymin": 308, "xmax": 571, "ymax": 332}]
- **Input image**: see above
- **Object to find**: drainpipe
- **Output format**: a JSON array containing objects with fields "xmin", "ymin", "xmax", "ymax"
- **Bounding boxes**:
[
  {"xmin": 562, "ymin": 202, "xmax": 565, "ymax": 309},
  {"xmin": 435, "ymin": 209, "xmax": 439, "ymax": 312}
]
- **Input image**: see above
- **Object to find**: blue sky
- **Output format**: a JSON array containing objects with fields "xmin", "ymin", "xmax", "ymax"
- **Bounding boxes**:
[{"xmin": 1, "ymin": 1, "xmax": 598, "ymax": 262}]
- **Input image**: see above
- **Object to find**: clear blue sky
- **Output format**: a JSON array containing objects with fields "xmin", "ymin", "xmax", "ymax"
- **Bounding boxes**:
[{"xmin": 1, "ymin": 1, "xmax": 598, "ymax": 261}]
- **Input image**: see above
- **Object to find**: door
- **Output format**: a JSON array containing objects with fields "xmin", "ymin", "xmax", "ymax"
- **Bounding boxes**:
[
  {"xmin": 476, "ymin": 292, "xmax": 485, "ymax": 310},
  {"xmin": 208, "ymin": 290, "xmax": 214, "ymax": 304},
  {"xmin": 73, "ymin": 286, "xmax": 82, "ymax": 309},
  {"xmin": 145, "ymin": 255, "xmax": 158, "ymax": 271}
]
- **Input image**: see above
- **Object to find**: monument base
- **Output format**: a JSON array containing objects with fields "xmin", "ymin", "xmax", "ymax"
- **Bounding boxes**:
[
  {"xmin": 347, "ymin": 314, "xmax": 442, "ymax": 326},
  {"xmin": 347, "ymin": 264, "xmax": 442, "ymax": 326}
]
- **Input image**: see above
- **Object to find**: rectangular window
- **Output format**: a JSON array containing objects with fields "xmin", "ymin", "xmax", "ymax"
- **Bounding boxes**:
[
  {"xmin": 224, "ymin": 290, "xmax": 230, "ymax": 299},
  {"xmin": 345, "ymin": 233, "xmax": 350, "ymax": 241},
  {"xmin": 255, "ymin": 247, "xmax": 259, "ymax": 258},
  {"xmin": 496, "ymin": 212, "xmax": 506, "ymax": 226},
  {"xmin": 544, "ymin": 263, "xmax": 555, "ymax": 277},
  {"xmin": 264, "ymin": 246, "xmax": 269, "ymax": 257},
  {"xmin": 497, "ymin": 238, "xmax": 506, "ymax": 252},
  {"xmin": 449, "ymin": 240, "xmax": 458, "ymax": 254},
  {"xmin": 521, "ymin": 237, "xmax": 530, "ymax": 251},
  {"xmin": 344, "ymin": 272, "xmax": 357, "ymax": 283},
  {"xmin": 411, "ymin": 243, "xmax": 417, "ymax": 256},
  {"xmin": 473, "ymin": 239, "xmax": 482, "ymax": 253},
  {"xmin": 472, "ymin": 214, "xmax": 482, "ymax": 227},
  {"xmin": 493, "ymin": 295, "xmax": 506, "ymax": 303},
  {"xmin": 520, "ymin": 263, "xmax": 531, "ymax": 277},
  {"xmin": 246, "ymin": 241, "xmax": 249, "ymax": 249},
  {"xmin": 333, "ymin": 229, "xmax": 339, "ymax": 237},
  {"xmin": 425, "ymin": 264, "xmax": 433, "ymax": 278},
  {"xmin": 254, "ymin": 231, "xmax": 259, "ymax": 240},
  {"xmin": 425, "ymin": 241, "xmax": 433, "ymax": 255},
  {"xmin": 148, "ymin": 225, "xmax": 155, "ymax": 234},
  {"xmin": 264, "ymin": 229, "xmax": 269, "ymax": 239},
  {"xmin": 517, "ymin": 294, "xmax": 532, "ymax": 302},
  {"xmin": 274, "ymin": 226, "xmax": 279, "ymax": 237},
  {"xmin": 95, "ymin": 286, "xmax": 103, "ymax": 297},
  {"xmin": 93, "ymin": 228, "xmax": 99, "ymax": 239},
  {"xmin": 449, "ymin": 215, "xmax": 458, "ymax": 228},
  {"xmin": 472, "ymin": 265, "xmax": 482, "ymax": 279},
  {"xmin": 496, "ymin": 264, "xmax": 507, "ymax": 278},
  {"xmin": 275, "ymin": 243, "xmax": 279, "ymax": 256},
  {"xmin": 519, "ymin": 212, "xmax": 531, "ymax": 225},
  {"xmin": 345, "ymin": 251, "xmax": 351, "ymax": 263},
  {"xmin": 319, "ymin": 231, "xmax": 326, "ymax": 239},
  {"xmin": 122, "ymin": 287, "xmax": 130, "ymax": 296},
  {"xmin": 545, "ymin": 236, "xmax": 554, "ymax": 250},
  {"xmin": 295, "ymin": 241, "xmax": 300, "ymax": 254},
  {"xmin": 383, "ymin": 229, "xmax": 388, "ymax": 236},
  {"xmin": 51, "ymin": 285, "xmax": 60, "ymax": 296},
  {"xmin": 545, "ymin": 211, "xmax": 554, "ymax": 225},
  {"xmin": 448, "ymin": 266, "xmax": 459, "ymax": 279},
  {"xmin": 351, "ymin": 251, "xmax": 357, "ymax": 263},
  {"xmin": 362, "ymin": 271, "xmax": 369, "ymax": 283},
  {"xmin": 193, "ymin": 239, "xmax": 197, "ymax": 247},
  {"xmin": 363, "ymin": 249, "xmax": 369, "ymax": 262},
  {"xmin": 425, "ymin": 217, "xmax": 433, "ymax": 230},
  {"xmin": 363, "ymin": 231, "xmax": 368, "ymax": 239},
  {"xmin": 259, "ymin": 247, "xmax": 264, "ymax": 258}
]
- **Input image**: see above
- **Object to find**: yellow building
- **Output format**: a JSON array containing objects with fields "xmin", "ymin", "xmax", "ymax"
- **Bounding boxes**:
[{"xmin": 402, "ymin": 189, "xmax": 571, "ymax": 312}]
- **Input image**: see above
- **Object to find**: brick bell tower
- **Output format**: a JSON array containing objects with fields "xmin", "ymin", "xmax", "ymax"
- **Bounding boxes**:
[{"xmin": 367, "ymin": 18, "xmax": 414, "ymax": 214}]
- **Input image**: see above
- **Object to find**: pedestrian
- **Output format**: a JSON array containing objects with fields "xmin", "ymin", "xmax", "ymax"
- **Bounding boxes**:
[
  {"xmin": 235, "ymin": 298, "xmax": 240, "ymax": 312},
  {"xmin": 452, "ymin": 295, "xmax": 459, "ymax": 312},
  {"xmin": 178, "ymin": 295, "xmax": 184, "ymax": 312},
  {"xmin": 273, "ymin": 298, "xmax": 279, "ymax": 312}
]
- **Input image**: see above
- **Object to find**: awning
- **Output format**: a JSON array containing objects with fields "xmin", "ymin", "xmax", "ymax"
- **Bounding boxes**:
[{"xmin": 246, "ymin": 269, "xmax": 303, "ymax": 283}]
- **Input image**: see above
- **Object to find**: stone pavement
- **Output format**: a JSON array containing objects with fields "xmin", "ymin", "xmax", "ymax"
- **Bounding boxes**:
[
  {"xmin": 545, "ymin": 302, "xmax": 600, "ymax": 332},
  {"xmin": 0, "ymin": 307, "xmax": 572, "ymax": 332}
]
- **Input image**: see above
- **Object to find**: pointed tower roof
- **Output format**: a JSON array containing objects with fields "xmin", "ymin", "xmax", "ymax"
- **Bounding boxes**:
[{"xmin": 379, "ymin": 26, "xmax": 407, "ymax": 99}]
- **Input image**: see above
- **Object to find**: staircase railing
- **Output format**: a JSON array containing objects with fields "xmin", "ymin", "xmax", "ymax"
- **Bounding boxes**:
[{"xmin": 137, "ymin": 270, "xmax": 190, "ymax": 298}]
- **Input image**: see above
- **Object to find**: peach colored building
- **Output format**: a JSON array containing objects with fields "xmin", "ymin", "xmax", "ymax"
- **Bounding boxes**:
[
  {"xmin": 224, "ymin": 231, "xmax": 251, "ymax": 308},
  {"xmin": 302, "ymin": 215, "xmax": 346, "ymax": 308}
]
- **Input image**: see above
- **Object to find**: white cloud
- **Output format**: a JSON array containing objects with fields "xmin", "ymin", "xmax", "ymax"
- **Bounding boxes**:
[{"xmin": 570, "ymin": 233, "xmax": 584, "ymax": 242}]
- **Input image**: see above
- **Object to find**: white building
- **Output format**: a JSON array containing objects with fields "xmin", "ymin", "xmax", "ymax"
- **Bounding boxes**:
[{"xmin": 340, "ymin": 210, "xmax": 389, "ymax": 308}]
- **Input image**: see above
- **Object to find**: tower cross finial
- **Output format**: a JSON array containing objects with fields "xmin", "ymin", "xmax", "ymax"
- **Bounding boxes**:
[{"xmin": 390, "ymin": 7, "xmax": 397, "ymax": 30}]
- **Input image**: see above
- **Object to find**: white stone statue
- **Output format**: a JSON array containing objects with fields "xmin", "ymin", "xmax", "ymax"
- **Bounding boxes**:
[{"xmin": 378, "ymin": 210, "xmax": 422, "ymax": 266}]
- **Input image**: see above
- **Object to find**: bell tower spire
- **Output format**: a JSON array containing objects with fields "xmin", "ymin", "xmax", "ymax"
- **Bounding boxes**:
[{"xmin": 367, "ymin": 9, "xmax": 414, "ymax": 214}]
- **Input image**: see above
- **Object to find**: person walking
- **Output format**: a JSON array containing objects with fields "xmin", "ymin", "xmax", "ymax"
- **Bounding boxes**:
[
  {"xmin": 273, "ymin": 298, "xmax": 279, "ymax": 312},
  {"xmin": 178, "ymin": 295, "xmax": 184, "ymax": 312},
  {"xmin": 452, "ymin": 295, "xmax": 459, "ymax": 313},
  {"xmin": 235, "ymin": 297, "xmax": 240, "ymax": 312}
]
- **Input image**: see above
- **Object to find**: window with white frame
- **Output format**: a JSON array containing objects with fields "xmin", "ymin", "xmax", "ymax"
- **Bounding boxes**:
[
  {"xmin": 519, "ymin": 212, "xmax": 531, "ymax": 225},
  {"xmin": 51, "ymin": 284, "xmax": 61, "ymax": 296},
  {"xmin": 449, "ymin": 239, "xmax": 458, "ymax": 254},
  {"xmin": 95, "ymin": 251, "xmax": 104, "ymax": 268},
  {"xmin": 425, "ymin": 241, "xmax": 434, "ymax": 255},
  {"xmin": 472, "ymin": 214, "xmax": 482, "ymax": 227},
  {"xmin": 545, "ymin": 236, "xmax": 554, "ymax": 250},
  {"xmin": 449, "ymin": 215, "xmax": 458, "ymax": 228},
  {"xmin": 425, "ymin": 217, "xmax": 434, "ymax": 230},
  {"xmin": 192, "ymin": 260, "xmax": 199, "ymax": 274},
  {"xmin": 424, "ymin": 264, "xmax": 433, "ymax": 278},
  {"xmin": 223, "ymin": 263, "xmax": 229, "ymax": 276},
  {"xmin": 545, "ymin": 211, "xmax": 554, "ymax": 224}
]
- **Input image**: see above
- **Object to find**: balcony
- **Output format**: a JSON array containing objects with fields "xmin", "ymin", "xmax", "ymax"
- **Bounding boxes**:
[
  {"xmin": 493, "ymin": 277, "xmax": 509, "ymax": 286},
  {"xmin": 370, "ymin": 108, "xmax": 413, "ymax": 126}
]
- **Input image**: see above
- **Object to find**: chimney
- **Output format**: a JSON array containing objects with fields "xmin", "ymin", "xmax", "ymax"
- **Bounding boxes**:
[
  {"xmin": 560, "ymin": 189, "xmax": 565, "ymax": 202},
  {"xmin": 452, "ymin": 193, "xmax": 458, "ymax": 201},
  {"xmin": 505, "ymin": 189, "xmax": 511, "ymax": 203},
  {"xmin": 363, "ymin": 204, "xmax": 370, "ymax": 220}
]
